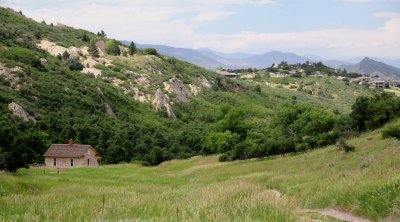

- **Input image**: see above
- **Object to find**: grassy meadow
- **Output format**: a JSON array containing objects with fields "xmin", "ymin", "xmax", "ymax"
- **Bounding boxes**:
[{"xmin": 1, "ymin": 121, "xmax": 400, "ymax": 222}]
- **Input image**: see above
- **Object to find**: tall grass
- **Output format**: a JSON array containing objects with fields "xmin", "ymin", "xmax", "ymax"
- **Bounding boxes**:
[{"xmin": 1, "ymin": 121, "xmax": 400, "ymax": 221}]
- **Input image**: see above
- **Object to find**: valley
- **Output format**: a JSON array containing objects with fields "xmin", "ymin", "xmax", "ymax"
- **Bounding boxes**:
[{"xmin": 1, "ymin": 120, "xmax": 399, "ymax": 221}]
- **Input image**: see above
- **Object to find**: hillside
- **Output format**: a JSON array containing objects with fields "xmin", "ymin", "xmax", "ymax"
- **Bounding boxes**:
[
  {"xmin": 1, "ymin": 120, "xmax": 399, "ymax": 221},
  {"xmin": 4, "ymin": 7, "xmax": 400, "ymax": 174},
  {"xmin": 346, "ymin": 57, "xmax": 400, "ymax": 80}
]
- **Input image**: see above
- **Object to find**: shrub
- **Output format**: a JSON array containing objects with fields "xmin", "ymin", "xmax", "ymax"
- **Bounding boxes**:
[
  {"xmin": 88, "ymin": 41, "xmax": 99, "ymax": 58},
  {"xmin": 105, "ymin": 39, "xmax": 121, "ymax": 56},
  {"xmin": 337, "ymin": 138, "xmax": 355, "ymax": 152},
  {"xmin": 63, "ymin": 58, "xmax": 83, "ymax": 71},
  {"xmin": 143, "ymin": 48, "xmax": 158, "ymax": 56},
  {"xmin": 219, "ymin": 153, "xmax": 229, "ymax": 162},
  {"xmin": 382, "ymin": 125, "xmax": 400, "ymax": 140}
]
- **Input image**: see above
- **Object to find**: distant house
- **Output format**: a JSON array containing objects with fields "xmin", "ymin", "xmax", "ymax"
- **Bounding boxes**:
[
  {"xmin": 43, "ymin": 139, "xmax": 101, "ymax": 168},
  {"xmin": 368, "ymin": 80, "xmax": 386, "ymax": 89},
  {"xmin": 216, "ymin": 70, "xmax": 237, "ymax": 78},
  {"xmin": 388, "ymin": 81, "xmax": 400, "ymax": 88}
]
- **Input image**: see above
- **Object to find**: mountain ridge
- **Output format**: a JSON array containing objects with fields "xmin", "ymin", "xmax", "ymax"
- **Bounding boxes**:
[
  {"xmin": 345, "ymin": 57, "xmax": 400, "ymax": 80},
  {"xmin": 122, "ymin": 41, "xmax": 399, "ymax": 71}
]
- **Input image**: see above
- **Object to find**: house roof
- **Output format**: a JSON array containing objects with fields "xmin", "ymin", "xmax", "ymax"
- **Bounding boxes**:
[{"xmin": 43, "ymin": 144, "xmax": 96, "ymax": 158}]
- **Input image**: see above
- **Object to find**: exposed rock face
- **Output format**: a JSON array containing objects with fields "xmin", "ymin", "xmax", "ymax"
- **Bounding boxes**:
[
  {"xmin": 67, "ymin": 46, "xmax": 80, "ymax": 59},
  {"xmin": 199, "ymin": 76, "xmax": 211, "ymax": 88},
  {"xmin": 82, "ymin": 57, "xmax": 99, "ymax": 68},
  {"xmin": 0, "ymin": 64, "xmax": 27, "ymax": 89},
  {"xmin": 188, "ymin": 84, "xmax": 201, "ymax": 96},
  {"xmin": 163, "ymin": 78, "xmax": 192, "ymax": 102},
  {"xmin": 0, "ymin": 63, "xmax": 11, "ymax": 76},
  {"xmin": 135, "ymin": 75, "xmax": 150, "ymax": 88},
  {"xmin": 37, "ymin": 40, "xmax": 67, "ymax": 57},
  {"xmin": 132, "ymin": 87, "xmax": 152, "ymax": 103},
  {"xmin": 82, "ymin": 68, "xmax": 102, "ymax": 77},
  {"xmin": 8, "ymin": 102, "xmax": 36, "ymax": 123},
  {"xmin": 104, "ymin": 102, "xmax": 116, "ymax": 118},
  {"xmin": 95, "ymin": 40, "xmax": 106, "ymax": 56},
  {"xmin": 153, "ymin": 89, "xmax": 176, "ymax": 118},
  {"xmin": 80, "ymin": 46, "xmax": 90, "ymax": 57}
]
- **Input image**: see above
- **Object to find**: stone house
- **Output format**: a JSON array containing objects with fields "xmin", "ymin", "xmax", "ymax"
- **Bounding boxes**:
[{"xmin": 43, "ymin": 139, "xmax": 101, "ymax": 168}]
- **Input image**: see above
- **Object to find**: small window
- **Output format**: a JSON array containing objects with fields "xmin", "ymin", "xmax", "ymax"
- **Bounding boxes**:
[
  {"xmin": 53, "ymin": 158, "xmax": 56, "ymax": 166},
  {"xmin": 87, "ymin": 159, "xmax": 90, "ymax": 165},
  {"xmin": 70, "ymin": 159, "xmax": 74, "ymax": 167}
]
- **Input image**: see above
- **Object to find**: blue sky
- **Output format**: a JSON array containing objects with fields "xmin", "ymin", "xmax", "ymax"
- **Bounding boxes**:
[{"xmin": 1, "ymin": 0, "xmax": 399, "ymax": 59}]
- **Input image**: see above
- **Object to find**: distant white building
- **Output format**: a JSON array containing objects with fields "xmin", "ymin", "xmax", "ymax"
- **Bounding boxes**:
[{"xmin": 216, "ymin": 70, "xmax": 237, "ymax": 78}]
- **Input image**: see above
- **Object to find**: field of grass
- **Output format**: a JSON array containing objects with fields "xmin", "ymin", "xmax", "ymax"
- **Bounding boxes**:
[{"xmin": 1, "ymin": 121, "xmax": 400, "ymax": 222}]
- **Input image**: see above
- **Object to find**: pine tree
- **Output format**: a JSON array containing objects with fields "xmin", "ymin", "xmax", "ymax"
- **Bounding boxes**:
[{"xmin": 129, "ymin": 42, "xmax": 137, "ymax": 55}]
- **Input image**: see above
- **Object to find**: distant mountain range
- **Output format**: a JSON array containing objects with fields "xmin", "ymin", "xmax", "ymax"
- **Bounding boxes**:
[
  {"xmin": 345, "ymin": 57, "xmax": 400, "ymax": 80},
  {"xmin": 121, "ymin": 41, "xmax": 400, "ymax": 78}
]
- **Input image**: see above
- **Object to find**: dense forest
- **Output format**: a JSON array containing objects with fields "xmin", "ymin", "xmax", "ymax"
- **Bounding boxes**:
[{"xmin": 1, "ymin": 8, "xmax": 400, "ymax": 172}]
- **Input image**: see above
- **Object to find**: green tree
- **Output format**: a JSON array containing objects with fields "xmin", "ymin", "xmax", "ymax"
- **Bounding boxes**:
[
  {"xmin": 105, "ymin": 40, "xmax": 121, "ymax": 56},
  {"xmin": 97, "ymin": 30, "xmax": 106, "ymax": 38},
  {"xmin": 128, "ymin": 41, "xmax": 137, "ymax": 55},
  {"xmin": 81, "ymin": 33, "xmax": 90, "ymax": 43}
]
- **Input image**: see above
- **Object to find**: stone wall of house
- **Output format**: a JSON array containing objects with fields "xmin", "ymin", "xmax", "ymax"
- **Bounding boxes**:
[{"xmin": 44, "ymin": 149, "xmax": 100, "ymax": 168}]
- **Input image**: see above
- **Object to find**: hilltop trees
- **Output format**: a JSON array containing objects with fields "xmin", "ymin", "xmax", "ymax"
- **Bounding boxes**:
[
  {"xmin": 97, "ymin": 30, "xmax": 106, "ymax": 38},
  {"xmin": 129, "ymin": 41, "xmax": 137, "ymax": 55}
]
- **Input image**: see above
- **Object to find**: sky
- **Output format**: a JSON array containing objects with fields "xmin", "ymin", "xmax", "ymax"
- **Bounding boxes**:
[{"xmin": 1, "ymin": 0, "xmax": 400, "ymax": 59}]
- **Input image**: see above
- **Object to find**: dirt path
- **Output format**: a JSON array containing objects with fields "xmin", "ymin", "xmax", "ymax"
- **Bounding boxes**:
[
  {"xmin": 268, "ymin": 189, "xmax": 372, "ymax": 222},
  {"xmin": 297, "ymin": 208, "xmax": 372, "ymax": 222}
]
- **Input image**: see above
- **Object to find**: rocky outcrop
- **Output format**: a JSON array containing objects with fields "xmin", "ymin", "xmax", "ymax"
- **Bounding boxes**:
[
  {"xmin": 82, "ymin": 68, "xmax": 102, "ymax": 77},
  {"xmin": 199, "ymin": 76, "xmax": 211, "ymax": 88},
  {"xmin": 95, "ymin": 40, "xmax": 106, "ymax": 56},
  {"xmin": 163, "ymin": 78, "xmax": 192, "ymax": 102},
  {"xmin": 37, "ymin": 40, "xmax": 68, "ymax": 57},
  {"xmin": 8, "ymin": 102, "xmax": 36, "ymax": 123},
  {"xmin": 153, "ymin": 89, "xmax": 176, "ymax": 118},
  {"xmin": 135, "ymin": 75, "xmax": 150, "ymax": 88},
  {"xmin": 0, "ymin": 63, "xmax": 11, "ymax": 76},
  {"xmin": 40, "ymin": 58, "xmax": 48, "ymax": 65},
  {"xmin": 0, "ymin": 64, "xmax": 27, "ymax": 89},
  {"xmin": 188, "ymin": 84, "xmax": 201, "ymax": 96},
  {"xmin": 67, "ymin": 46, "xmax": 80, "ymax": 59},
  {"xmin": 132, "ymin": 87, "xmax": 152, "ymax": 103},
  {"xmin": 104, "ymin": 102, "xmax": 116, "ymax": 118}
]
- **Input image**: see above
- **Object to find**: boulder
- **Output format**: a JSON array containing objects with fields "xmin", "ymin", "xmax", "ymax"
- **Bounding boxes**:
[
  {"xmin": 8, "ymin": 102, "xmax": 36, "ymax": 123},
  {"xmin": 37, "ymin": 40, "xmax": 67, "ymax": 57},
  {"xmin": 153, "ymin": 89, "xmax": 176, "ymax": 118},
  {"xmin": 95, "ymin": 40, "xmax": 106, "ymax": 56},
  {"xmin": 67, "ymin": 46, "xmax": 80, "ymax": 59},
  {"xmin": 163, "ymin": 77, "xmax": 192, "ymax": 102},
  {"xmin": 40, "ymin": 58, "xmax": 48, "ymax": 65}
]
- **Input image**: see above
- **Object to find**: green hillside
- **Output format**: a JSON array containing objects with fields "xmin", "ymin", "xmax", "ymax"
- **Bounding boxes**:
[
  {"xmin": 0, "ymin": 6, "xmax": 398, "ymax": 172},
  {"xmin": 1, "ymin": 120, "xmax": 399, "ymax": 221}
]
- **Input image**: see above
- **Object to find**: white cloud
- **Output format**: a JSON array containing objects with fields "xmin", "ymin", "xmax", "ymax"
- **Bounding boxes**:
[
  {"xmin": 192, "ymin": 12, "xmax": 400, "ymax": 59},
  {"xmin": 0, "ymin": 0, "xmax": 399, "ymax": 59},
  {"xmin": 193, "ymin": 11, "xmax": 236, "ymax": 22}
]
